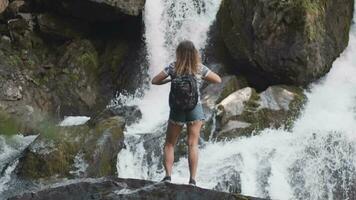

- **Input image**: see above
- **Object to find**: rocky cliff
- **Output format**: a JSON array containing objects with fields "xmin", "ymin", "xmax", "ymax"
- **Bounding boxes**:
[{"xmin": 0, "ymin": 0, "xmax": 147, "ymax": 131}]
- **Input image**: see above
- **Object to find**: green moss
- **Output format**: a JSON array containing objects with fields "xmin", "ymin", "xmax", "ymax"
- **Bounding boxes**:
[
  {"xmin": 0, "ymin": 111, "xmax": 21, "ymax": 136},
  {"xmin": 18, "ymin": 125, "xmax": 90, "ymax": 179},
  {"xmin": 5, "ymin": 54, "xmax": 23, "ymax": 66},
  {"xmin": 242, "ymin": 89, "xmax": 260, "ymax": 112},
  {"xmin": 100, "ymin": 40, "xmax": 129, "ymax": 75},
  {"xmin": 217, "ymin": 76, "xmax": 247, "ymax": 103},
  {"xmin": 265, "ymin": 0, "xmax": 327, "ymax": 41},
  {"xmin": 78, "ymin": 51, "xmax": 99, "ymax": 73},
  {"xmin": 97, "ymin": 151, "xmax": 113, "ymax": 176},
  {"xmin": 217, "ymin": 86, "xmax": 306, "ymax": 140},
  {"xmin": 19, "ymin": 147, "xmax": 73, "ymax": 179}
]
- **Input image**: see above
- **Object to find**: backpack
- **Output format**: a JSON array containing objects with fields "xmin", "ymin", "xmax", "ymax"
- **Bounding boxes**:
[{"xmin": 169, "ymin": 74, "xmax": 198, "ymax": 111}]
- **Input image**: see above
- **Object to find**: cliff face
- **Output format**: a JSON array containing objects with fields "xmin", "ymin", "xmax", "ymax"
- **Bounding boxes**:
[
  {"xmin": 0, "ymin": 0, "xmax": 147, "ymax": 129},
  {"xmin": 218, "ymin": 0, "xmax": 354, "ymax": 86}
]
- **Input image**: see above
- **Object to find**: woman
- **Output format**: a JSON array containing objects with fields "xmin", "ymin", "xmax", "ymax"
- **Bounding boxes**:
[{"xmin": 151, "ymin": 40, "xmax": 221, "ymax": 186}]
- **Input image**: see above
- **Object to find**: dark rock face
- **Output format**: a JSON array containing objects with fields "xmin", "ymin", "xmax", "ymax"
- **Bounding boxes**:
[
  {"xmin": 218, "ymin": 0, "xmax": 354, "ymax": 86},
  {"xmin": 31, "ymin": 0, "xmax": 145, "ymax": 22},
  {"xmin": 9, "ymin": 177, "xmax": 266, "ymax": 200},
  {"xmin": 37, "ymin": 13, "xmax": 90, "ymax": 39}
]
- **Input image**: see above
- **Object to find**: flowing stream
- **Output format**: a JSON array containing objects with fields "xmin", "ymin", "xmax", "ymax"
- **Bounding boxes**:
[{"xmin": 117, "ymin": 0, "xmax": 356, "ymax": 200}]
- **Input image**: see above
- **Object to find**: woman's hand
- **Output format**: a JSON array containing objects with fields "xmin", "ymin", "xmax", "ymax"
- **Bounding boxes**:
[{"xmin": 152, "ymin": 71, "xmax": 171, "ymax": 85}]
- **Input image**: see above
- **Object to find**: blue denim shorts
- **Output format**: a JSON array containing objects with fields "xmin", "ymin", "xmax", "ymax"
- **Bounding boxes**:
[{"xmin": 169, "ymin": 103, "xmax": 205, "ymax": 126}]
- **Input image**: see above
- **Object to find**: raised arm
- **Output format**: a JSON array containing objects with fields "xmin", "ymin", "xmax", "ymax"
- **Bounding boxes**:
[
  {"xmin": 204, "ymin": 71, "xmax": 222, "ymax": 84},
  {"xmin": 151, "ymin": 71, "xmax": 171, "ymax": 85}
]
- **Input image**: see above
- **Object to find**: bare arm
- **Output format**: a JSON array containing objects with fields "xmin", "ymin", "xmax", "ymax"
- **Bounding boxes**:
[
  {"xmin": 204, "ymin": 71, "xmax": 222, "ymax": 83},
  {"xmin": 151, "ymin": 71, "xmax": 171, "ymax": 85}
]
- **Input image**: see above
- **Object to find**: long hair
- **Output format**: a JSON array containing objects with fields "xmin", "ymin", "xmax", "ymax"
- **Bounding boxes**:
[{"xmin": 175, "ymin": 40, "xmax": 200, "ymax": 75}]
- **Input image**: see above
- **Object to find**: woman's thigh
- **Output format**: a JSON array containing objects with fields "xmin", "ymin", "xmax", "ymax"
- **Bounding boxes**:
[
  {"xmin": 187, "ymin": 121, "xmax": 203, "ymax": 145},
  {"xmin": 165, "ymin": 121, "xmax": 183, "ymax": 145}
]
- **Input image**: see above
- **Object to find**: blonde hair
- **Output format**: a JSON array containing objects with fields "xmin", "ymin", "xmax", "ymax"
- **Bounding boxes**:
[{"xmin": 175, "ymin": 40, "xmax": 200, "ymax": 75}]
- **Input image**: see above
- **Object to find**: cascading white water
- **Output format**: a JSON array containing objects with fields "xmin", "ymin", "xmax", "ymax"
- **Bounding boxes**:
[
  {"xmin": 122, "ymin": 0, "xmax": 222, "ymax": 134},
  {"xmin": 117, "ymin": 1, "xmax": 356, "ymax": 200},
  {"xmin": 0, "ymin": 135, "xmax": 37, "ymax": 194},
  {"xmin": 117, "ymin": 0, "xmax": 222, "ymax": 181}
]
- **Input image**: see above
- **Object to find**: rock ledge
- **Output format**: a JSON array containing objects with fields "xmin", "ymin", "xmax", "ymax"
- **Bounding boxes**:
[{"xmin": 9, "ymin": 177, "xmax": 267, "ymax": 200}]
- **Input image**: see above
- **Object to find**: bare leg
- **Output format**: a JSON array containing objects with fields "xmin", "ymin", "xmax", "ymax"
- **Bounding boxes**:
[
  {"xmin": 164, "ymin": 121, "xmax": 183, "ymax": 177},
  {"xmin": 187, "ymin": 121, "xmax": 203, "ymax": 180}
]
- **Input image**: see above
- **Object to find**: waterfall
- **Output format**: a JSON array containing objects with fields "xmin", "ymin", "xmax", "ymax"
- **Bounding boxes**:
[
  {"xmin": 117, "ymin": 0, "xmax": 356, "ymax": 199},
  {"xmin": 117, "ymin": 0, "xmax": 222, "ymax": 180}
]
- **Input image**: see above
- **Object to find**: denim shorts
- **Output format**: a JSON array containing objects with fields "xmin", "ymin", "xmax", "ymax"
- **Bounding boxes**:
[{"xmin": 169, "ymin": 103, "xmax": 205, "ymax": 126}]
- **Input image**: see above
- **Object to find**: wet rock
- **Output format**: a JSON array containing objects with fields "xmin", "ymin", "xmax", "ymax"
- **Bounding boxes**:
[
  {"xmin": 0, "ymin": 52, "xmax": 52, "ymax": 135},
  {"xmin": 202, "ymin": 75, "xmax": 247, "ymax": 114},
  {"xmin": 201, "ymin": 75, "xmax": 247, "ymax": 139},
  {"xmin": 7, "ymin": 16, "xmax": 40, "ymax": 49},
  {"xmin": 218, "ymin": 0, "xmax": 354, "ymax": 86},
  {"xmin": 110, "ymin": 105, "xmax": 142, "ymax": 126},
  {"xmin": 50, "ymin": 39, "xmax": 102, "ymax": 116},
  {"xmin": 15, "ymin": 116, "xmax": 125, "ymax": 179},
  {"xmin": 90, "ymin": 105, "xmax": 142, "ymax": 127},
  {"xmin": 214, "ymin": 85, "xmax": 306, "ymax": 140},
  {"xmin": 9, "ymin": 177, "xmax": 266, "ymax": 200},
  {"xmin": 0, "ymin": 80, "xmax": 22, "ymax": 100}
]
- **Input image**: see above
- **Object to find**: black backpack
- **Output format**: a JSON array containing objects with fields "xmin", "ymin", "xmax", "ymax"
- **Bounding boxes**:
[{"xmin": 169, "ymin": 74, "xmax": 198, "ymax": 111}]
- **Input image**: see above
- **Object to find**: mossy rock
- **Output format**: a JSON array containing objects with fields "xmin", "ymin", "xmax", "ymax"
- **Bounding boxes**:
[
  {"xmin": 214, "ymin": 85, "xmax": 306, "ymax": 140},
  {"xmin": 218, "ymin": 0, "xmax": 354, "ymax": 85},
  {"xmin": 16, "ymin": 116, "xmax": 125, "ymax": 180},
  {"xmin": 85, "ymin": 116, "xmax": 125, "ymax": 177}
]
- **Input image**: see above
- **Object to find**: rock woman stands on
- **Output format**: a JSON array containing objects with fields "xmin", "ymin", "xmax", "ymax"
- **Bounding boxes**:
[{"xmin": 151, "ymin": 40, "xmax": 221, "ymax": 186}]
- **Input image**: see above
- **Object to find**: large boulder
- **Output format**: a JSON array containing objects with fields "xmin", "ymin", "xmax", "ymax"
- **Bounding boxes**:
[
  {"xmin": 202, "ymin": 75, "xmax": 247, "ymax": 113},
  {"xmin": 15, "ymin": 116, "xmax": 125, "ymax": 179},
  {"xmin": 214, "ymin": 85, "xmax": 306, "ymax": 140},
  {"xmin": 218, "ymin": 0, "xmax": 354, "ymax": 85},
  {"xmin": 201, "ymin": 75, "xmax": 247, "ymax": 140},
  {"xmin": 9, "ymin": 177, "xmax": 266, "ymax": 200}
]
